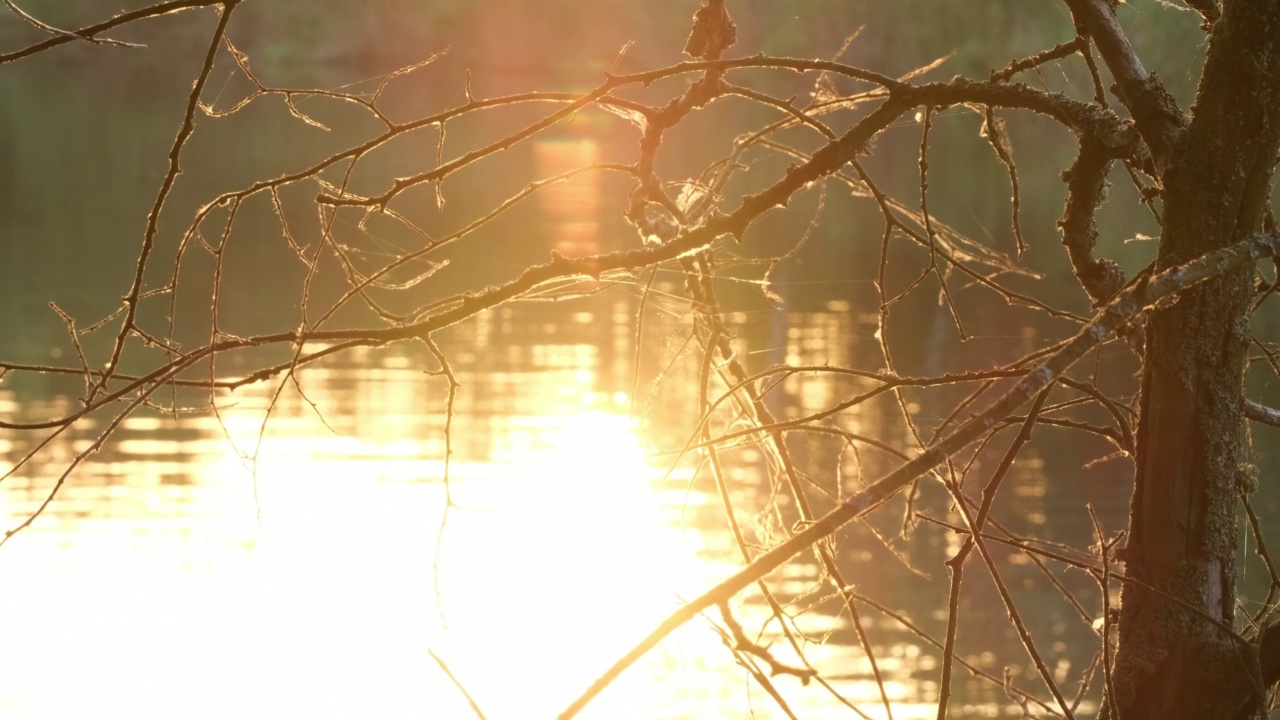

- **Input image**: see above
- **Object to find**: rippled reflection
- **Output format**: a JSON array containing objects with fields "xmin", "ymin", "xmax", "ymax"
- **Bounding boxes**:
[{"xmin": 0, "ymin": 304, "xmax": 1119, "ymax": 719}]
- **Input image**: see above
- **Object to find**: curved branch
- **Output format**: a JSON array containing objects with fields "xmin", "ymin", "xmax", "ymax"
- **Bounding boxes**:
[{"xmin": 1060, "ymin": 136, "xmax": 1127, "ymax": 304}]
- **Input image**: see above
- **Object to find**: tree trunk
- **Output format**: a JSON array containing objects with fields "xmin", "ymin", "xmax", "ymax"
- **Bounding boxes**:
[{"xmin": 1107, "ymin": 3, "xmax": 1280, "ymax": 719}]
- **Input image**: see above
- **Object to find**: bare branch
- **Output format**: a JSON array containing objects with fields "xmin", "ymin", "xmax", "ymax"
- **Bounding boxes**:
[
  {"xmin": 1066, "ymin": 0, "xmax": 1185, "ymax": 169},
  {"xmin": 558, "ymin": 233, "xmax": 1280, "ymax": 720},
  {"xmin": 92, "ymin": 0, "xmax": 240, "ymax": 400},
  {"xmin": 0, "ymin": 0, "xmax": 225, "ymax": 64}
]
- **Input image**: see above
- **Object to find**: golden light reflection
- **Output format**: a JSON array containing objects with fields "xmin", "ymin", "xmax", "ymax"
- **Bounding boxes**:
[
  {"xmin": 425, "ymin": 410, "xmax": 731, "ymax": 719},
  {"xmin": 0, "ymin": 389, "xmax": 756, "ymax": 719},
  {"xmin": 0, "ymin": 323, "xmax": 960, "ymax": 719},
  {"xmin": 534, "ymin": 138, "xmax": 600, "ymax": 259}
]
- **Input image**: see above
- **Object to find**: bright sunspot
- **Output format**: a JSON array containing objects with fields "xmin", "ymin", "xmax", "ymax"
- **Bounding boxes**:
[
  {"xmin": 427, "ymin": 411, "xmax": 706, "ymax": 719},
  {"xmin": 0, "ymin": 396, "xmax": 742, "ymax": 720}
]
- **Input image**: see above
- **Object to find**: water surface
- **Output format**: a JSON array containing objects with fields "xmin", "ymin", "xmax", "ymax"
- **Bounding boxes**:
[{"xmin": 1, "ymin": 304, "xmax": 1125, "ymax": 719}]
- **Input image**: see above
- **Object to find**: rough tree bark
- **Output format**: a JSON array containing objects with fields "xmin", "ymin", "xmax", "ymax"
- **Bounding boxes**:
[{"xmin": 1071, "ymin": 1, "xmax": 1280, "ymax": 718}]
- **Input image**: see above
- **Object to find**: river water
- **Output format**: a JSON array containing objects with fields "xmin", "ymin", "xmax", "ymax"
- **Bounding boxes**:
[{"xmin": 0, "ymin": 295, "xmax": 1144, "ymax": 720}]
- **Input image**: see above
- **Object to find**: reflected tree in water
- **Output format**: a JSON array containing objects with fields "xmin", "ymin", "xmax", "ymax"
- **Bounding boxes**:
[{"xmin": 3, "ymin": 0, "xmax": 1280, "ymax": 718}]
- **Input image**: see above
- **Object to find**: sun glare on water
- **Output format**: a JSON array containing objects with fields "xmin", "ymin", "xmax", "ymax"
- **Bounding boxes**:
[
  {"xmin": 424, "ymin": 410, "xmax": 723, "ymax": 719},
  {"xmin": 1, "ymin": 354, "xmax": 935, "ymax": 720},
  {"xmin": 0, "ymin": 398, "xmax": 744, "ymax": 720},
  {"xmin": 202, "ymin": 405, "xmax": 727, "ymax": 719}
]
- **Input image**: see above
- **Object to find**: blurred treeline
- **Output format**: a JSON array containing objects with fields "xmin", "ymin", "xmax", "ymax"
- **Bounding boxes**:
[{"xmin": 0, "ymin": 1, "xmax": 1210, "ymax": 368}]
